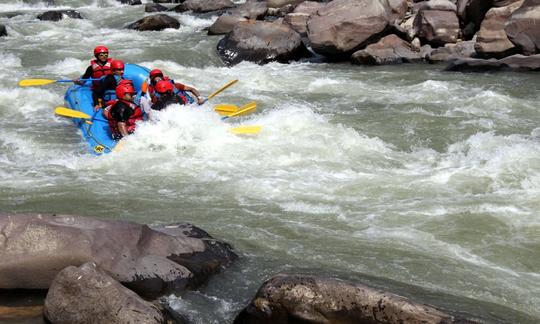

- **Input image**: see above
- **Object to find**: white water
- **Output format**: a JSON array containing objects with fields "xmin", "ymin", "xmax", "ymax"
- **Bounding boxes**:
[{"xmin": 1, "ymin": 1, "xmax": 540, "ymax": 323}]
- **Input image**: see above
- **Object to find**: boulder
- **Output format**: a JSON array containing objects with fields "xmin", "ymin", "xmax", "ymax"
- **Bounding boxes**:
[
  {"xmin": 234, "ymin": 274, "xmax": 465, "ymax": 324},
  {"xmin": 154, "ymin": 0, "xmax": 183, "ymax": 3},
  {"xmin": 126, "ymin": 14, "xmax": 180, "ymax": 31},
  {"xmin": 145, "ymin": 3, "xmax": 169, "ymax": 12},
  {"xmin": 171, "ymin": 0, "xmax": 236, "ymax": 13},
  {"xmin": 427, "ymin": 39, "xmax": 476, "ymax": 62},
  {"xmin": 208, "ymin": 15, "xmax": 247, "ymax": 35},
  {"xmin": 208, "ymin": 0, "xmax": 268, "ymax": 35},
  {"xmin": 444, "ymin": 53, "xmax": 540, "ymax": 71},
  {"xmin": 217, "ymin": 20, "xmax": 309, "ymax": 65},
  {"xmin": 37, "ymin": 10, "xmax": 83, "ymax": 21},
  {"xmin": 351, "ymin": 34, "xmax": 423, "ymax": 64},
  {"xmin": 118, "ymin": 0, "xmax": 142, "ymax": 4},
  {"xmin": 0, "ymin": 24, "xmax": 6, "ymax": 37},
  {"xmin": 23, "ymin": 0, "xmax": 54, "ymax": 5},
  {"xmin": 505, "ymin": 0, "xmax": 540, "ymax": 55},
  {"xmin": 0, "ymin": 214, "xmax": 237, "ymax": 298},
  {"xmin": 307, "ymin": 0, "xmax": 402, "ymax": 57},
  {"xmin": 267, "ymin": 0, "xmax": 305, "ymax": 9},
  {"xmin": 475, "ymin": 1, "xmax": 524, "ymax": 57},
  {"xmin": 416, "ymin": 0, "xmax": 457, "ymax": 11},
  {"xmin": 413, "ymin": 9, "xmax": 460, "ymax": 46},
  {"xmin": 284, "ymin": 1, "xmax": 325, "ymax": 35},
  {"xmin": 44, "ymin": 262, "xmax": 166, "ymax": 324}
]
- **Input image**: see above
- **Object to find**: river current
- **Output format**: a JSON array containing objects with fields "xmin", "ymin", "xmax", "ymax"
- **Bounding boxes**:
[{"xmin": 1, "ymin": 1, "xmax": 540, "ymax": 323}]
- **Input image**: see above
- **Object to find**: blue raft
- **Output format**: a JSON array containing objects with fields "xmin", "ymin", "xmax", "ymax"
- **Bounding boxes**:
[{"xmin": 64, "ymin": 63, "xmax": 150, "ymax": 155}]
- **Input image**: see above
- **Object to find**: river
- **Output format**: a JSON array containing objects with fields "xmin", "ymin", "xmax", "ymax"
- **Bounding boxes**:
[{"xmin": 1, "ymin": 1, "xmax": 540, "ymax": 323}]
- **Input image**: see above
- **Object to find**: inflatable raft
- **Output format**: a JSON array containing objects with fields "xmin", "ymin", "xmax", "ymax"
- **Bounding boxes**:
[{"xmin": 64, "ymin": 63, "xmax": 149, "ymax": 155}]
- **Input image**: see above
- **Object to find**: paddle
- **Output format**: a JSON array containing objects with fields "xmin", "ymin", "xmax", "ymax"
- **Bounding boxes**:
[
  {"xmin": 221, "ymin": 101, "xmax": 256, "ymax": 120},
  {"xmin": 18, "ymin": 78, "xmax": 99, "ymax": 87},
  {"xmin": 214, "ymin": 104, "xmax": 238, "ymax": 116},
  {"xmin": 54, "ymin": 107, "xmax": 91, "ymax": 119},
  {"xmin": 203, "ymin": 79, "xmax": 238, "ymax": 103},
  {"xmin": 229, "ymin": 125, "xmax": 262, "ymax": 135}
]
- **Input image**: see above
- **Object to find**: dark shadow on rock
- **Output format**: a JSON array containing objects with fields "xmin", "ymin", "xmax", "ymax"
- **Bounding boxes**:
[{"xmin": 37, "ymin": 10, "xmax": 83, "ymax": 21}]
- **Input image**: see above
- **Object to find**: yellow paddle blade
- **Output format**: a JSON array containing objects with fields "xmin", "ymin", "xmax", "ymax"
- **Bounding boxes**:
[
  {"xmin": 54, "ymin": 107, "xmax": 91, "ymax": 119},
  {"xmin": 18, "ymin": 79, "xmax": 57, "ymax": 87},
  {"xmin": 229, "ymin": 125, "xmax": 262, "ymax": 135},
  {"xmin": 214, "ymin": 104, "xmax": 238, "ymax": 115},
  {"xmin": 227, "ymin": 101, "xmax": 256, "ymax": 118},
  {"xmin": 207, "ymin": 79, "xmax": 238, "ymax": 100}
]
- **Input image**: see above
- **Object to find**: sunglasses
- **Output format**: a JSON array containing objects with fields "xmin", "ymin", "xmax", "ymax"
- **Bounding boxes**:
[{"xmin": 98, "ymin": 52, "xmax": 108, "ymax": 56}]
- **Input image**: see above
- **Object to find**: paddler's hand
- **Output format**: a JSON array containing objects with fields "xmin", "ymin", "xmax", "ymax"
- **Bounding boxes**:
[
  {"xmin": 94, "ymin": 105, "xmax": 101, "ymax": 111},
  {"xmin": 73, "ymin": 78, "xmax": 83, "ymax": 85},
  {"xmin": 196, "ymin": 96, "xmax": 205, "ymax": 105}
]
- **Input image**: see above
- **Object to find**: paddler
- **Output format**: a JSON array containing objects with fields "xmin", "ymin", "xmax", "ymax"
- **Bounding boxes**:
[
  {"xmin": 73, "ymin": 45, "xmax": 114, "ymax": 88},
  {"xmin": 92, "ymin": 59, "xmax": 131, "ymax": 110},
  {"xmin": 103, "ymin": 81, "xmax": 143, "ymax": 140}
]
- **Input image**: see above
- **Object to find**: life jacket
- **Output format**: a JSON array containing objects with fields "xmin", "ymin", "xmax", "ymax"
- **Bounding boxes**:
[
  {"xmin": 103, "ymin": 99, "xmax": 143, "ymax": 139},
  {"xmin": 102, "ymin": 75, "xmax": 124, "ymax": 102},
  {"xmin": 90, "ymin": 58, "xmax": 113, "ymax": 88},
  {"xmin": 150, "ymin": 79, "xmax": 193, "ymax": 105}
]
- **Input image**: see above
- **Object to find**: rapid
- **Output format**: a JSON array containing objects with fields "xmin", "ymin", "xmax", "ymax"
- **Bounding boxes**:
[{"xmin": 1, "ymin": 0, "xmax": 540, "ymax": 323}]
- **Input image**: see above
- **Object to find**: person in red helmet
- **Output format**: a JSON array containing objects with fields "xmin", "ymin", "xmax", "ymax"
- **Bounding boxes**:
[
  {"xmin": 92, "ymin": 59, "xmax": 132, "ymax": 110},
  {"xmin": 74, "ymin": 45, "xmax": 114, "ymax": 88},
  {"xmin": 140, "ymin": 68, "xmax": 204, "ymax": 114},
  {"xmin": 151, "ymin": 80, "xmax": 186, "ymax": 111},
  {"xmin": 103, "ymin": 82, "xmax": 143, "ymax": 140}
]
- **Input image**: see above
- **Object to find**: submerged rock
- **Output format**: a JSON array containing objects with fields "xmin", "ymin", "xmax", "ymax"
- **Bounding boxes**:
[
  {"xmin": 0, "ymin": 213, "xmax": 237, "ymax": 298},
  {"xmin": 145, "ymin": 3, "xmax": 169, "ymax": 12},
  {"xmin": 0, "ymin": 24, "xmax": 6, "ymax": 37},
  {"xmin": 217, "ymin": 20, "xmax": 309, "ymax": 66},
  {"xmin": 37, "ymin": 10, "xmax": 83, "ymax": 21},
  {"xmin": 126, "ymin": 14, "xmax": 180, "ymax": 31},
  {"xmin": 234, "ymin": 274, "xmax": 472, "ymax": 324}
]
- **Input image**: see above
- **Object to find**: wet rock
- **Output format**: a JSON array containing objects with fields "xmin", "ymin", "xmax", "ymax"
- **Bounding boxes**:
[
  {"xmin": 126, "ymin": 14, "xmax": 180, "ymax": 31},
  {"xmin": 0, "ymin": 213, "xmax": 237, "ymax": 298},
  {"xmin": 0, "ymin": 25, "xmax": 6, "ymax": 37},
  {"xmin": 475, "ymin": 1, "xmax": 523, "ymax": 57},
  {"xmin": 118, "ymin": 0, "xmax": 142, "ymax": 4},
  {"xmin": 154, "ymin": 0, "xmax": 183, "ymax": 3},
  {"xmin": 208, "ymin": 15, "xmax": 247, "ymax": 35},
  {"xmin": 146, "ymin": 3, "xmax": 169, "ymax": 12},
  {"xmin": 37, "ymin": 10, "xmax": 83, "ymax": 21},
  {"xmin": 267, "ymin": 0, "xmax": 305, "ymax": 9},
  {"xmin": 44, "ymin": 262, "xmax": 165, "ymax": 324},
  {"xmin": 456, "ymin": 0, "xmax": 494, "ymax": 39},
  {"xmin": 208, "ymin": 0, "xmax": 267, "ymax": 35},
  {"xmin": 351, "ymin": 34, "xmax": 423, "ymax": 65},
  {"xmin": 234, "ymin": 274, "xmax": 469, "ymax": 324},
  {"xmin": 413, "ymin": 9, "xmax": 460, "ymax": 46},
  {"xmin": 171, "ymin": 0, "xmax": 236, "ymax": 13},
  {"xmin": 307, "ymin": 0, "xmax": 404, "ymax": 57},
  {"xmin": 505, "ymin": 0, "xmax": 540, "ymax": 55},
  {"xmin": 445, "ymin": 53, "xmax": 540, "ymax": 71},
  {"xmin": 284, "ymin": 1, "xmax": 324, "ymax": 35},
  {"xmin": 23, "ymin": 0, "xmax": 54, "ymax": 5},
  {"xmin": 416, "ymin": 0, "xmax": 457, "ymax": 12},
  {"xmin": 217, "ymin": 20, "xmax": 309, "ymax": 65},
  {"xmin": 427, "ymin": 39, "xmax": 476, "ymax": 62}
]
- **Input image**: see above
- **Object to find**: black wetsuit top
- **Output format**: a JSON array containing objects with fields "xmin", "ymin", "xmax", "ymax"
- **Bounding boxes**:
[{"xmin": 151, "ymin": 93, "xmax": 185, "ymax": 111}]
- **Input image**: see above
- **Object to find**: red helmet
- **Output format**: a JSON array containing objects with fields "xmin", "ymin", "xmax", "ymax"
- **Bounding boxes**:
[
  {"xmin": 93, "ymin": 45, "xmax": 109, "ymax": 56},
  {"xmin": 111, "ymin": 60, "xmax": 124, "ymax": 70},
  {"xmin": 155, "ymin": 80, "xmax": 174, "ymax": 94},
  {"xmin": 115, "ymin": 82, "xmax": 136, "ymax": 99},
  {"xmin": 149, "ymin": 69, "xmax": 163, "ymax": 81}
]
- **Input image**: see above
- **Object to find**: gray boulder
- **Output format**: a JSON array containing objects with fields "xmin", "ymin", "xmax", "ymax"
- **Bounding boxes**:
[
  {"xmin": 445, "ymin": 53, "xmax": 540, "ymax": 71},
  {"xmin": 217, "ymin": 20, "xmax": 309, "ymax": 65},
  {"xmin": 126, "ymin": 14, "xmax": 180, "ymax": 31},
  {"xmin": 307, "ymin": 0, "xmax": 405, "ymax": 57},
  {"xmin": 351, "ymin": 34, "xmax": 423, "ymax": 65},
  {"xmin": 37, "ymin": 10, "xmax": 83, "ymax": 21},
  {"xmin": 0, "ymin": 24, "xmax": 6, "ymax": 37},
  {"xmin": 0, "ymin": 214, "xmax": 237, "ymax": 298},
  {"xmin": 171, "ymin": 0, "xmax": 236, "ymax": 13},
  {"xmin": 208, "ymin": 0, "xmax": 267, "ymax": 35},
  {"xmin": 284, "ymin": 1, "xmax": 325, "ymax": 35},
  {"xmin": 505, "ymin": 0, "xmax": 540, "ymax": 55},
  {"xmin": 475, "ymin": 1, "xmax": 524, "ymax": 57},
  {"xmin": 44, "ymin": 262, "xmax": 166, "ymax": 324},
  {"xmin": 118, "ymin": 0, "xmax": 142, "ymax": 4},
  {"xmin": 234, "ymin": 274, "xmax": 465, "ymax": 324},
  {"xmin": 267, "ymin": 0, "xmax": 305, "ymax": 9},
  {"xmin": 427, "ymin": 40, "xmax": 476, "ymax": 62},
  {"xmin": 413, "ymin": 9, "xmax": 460, "ymax": 46},
  {"xmin": 145, "ymin": 3, "xmax": 169, "ymax": 12}
]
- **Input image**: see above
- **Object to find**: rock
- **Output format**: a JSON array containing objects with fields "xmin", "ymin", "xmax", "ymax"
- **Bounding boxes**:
[
  {"xmin": 145, "ymin": 3, "xmax": 169, "ymax": 12},
  {"xmin": 118, "ymin": 0, "xmax": 142, "ymax": 4},
  {"xmin": 208, "ymin": 15, "xmax": 247, "ymax": 35},
  {"xmin": 475, "ymin": 1, "xmax": 524, "ymax": 57},
  {"xmin": 456, "ymin": 0, "xmax": 494, "ymax": 39},
  {"xmin": 267, "ymin": 0, "xmax": 305, "ymax": 9},
  {"xmin": 171, "ymin": 0, "xmax": 236, "ymax": 13},
  {"xmin": 413, "ymin": 9, "xmax": 460, "ymax": 46},
  {"xmin": 307, "ymin": 0, "xmax": 403, "ymax": 57},
  {"xmin": 284, "ymin": 1, "xmax": 325, "ymax": 35},
  {"xmin": 427, "ymin": 39, "xmax": 476, "ymax": 62},
  {"xmin": 445, "ymin": 53, "xmax": 540, "ymax": 71},
  {"xmin": 217, "ymin": 20, "xmax": 309, "ymax": 65},
  {"xmin": 37, "ymin": 10, "xmax": 83, "ymax": 21},
  {"xmin": 505, "ymin": 0, "xmax": 540, "ymax": 55},
  {"xmin": 351, "ymin": 34, "xmax": 423, "ymax": 65},
  {"xmin": 0, "ymin": 24, "xmax": 6, "ymax": 37},
  {"xmin": 23, "ymin": 0, "xmax": 54, "ymax": 5},
  {"xmin": 234, "ymin": 274, "xmax": 467, "ymax": 324},
  {"xmin": 0, "ymin": 214, "xmax": 237, "ymax": 298},
  {"xmin": 416, "ymin": 0, "xmax": 457, "ymax": 11},
  {"xmin": 44, "ymin": 262, "xmax": 165, "ymax": 324},
  {"xmin": 126, "ymin": 14, "xmax": 180, "ymax": 31},
  {"xmin": 154, "ymin": 0, "xmax": 183, "ymax": 3}
]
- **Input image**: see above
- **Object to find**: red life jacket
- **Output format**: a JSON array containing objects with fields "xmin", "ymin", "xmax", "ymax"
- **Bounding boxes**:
[
  {"xmin": 104, "ymin": 99, "xmax": 143, "ymax": 138},
  {"xmin": 90, "ymin": 58, "xmax": 113, "ymax": 87},
  {"xmin": 147, "ymin": 77, "xmax": 189, "ymax": 104}
]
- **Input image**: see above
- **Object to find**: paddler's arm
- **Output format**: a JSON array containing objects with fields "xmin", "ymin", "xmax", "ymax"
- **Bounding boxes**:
[
  {"xmin": 175, "ymin": 83, "xmax": 204, "ymax": 105},
  {"xmin": 74, "ymin": 66, "xmax": 93, "ymax": 85},
  {"xmin": 117, "ymin": 122, "xmax": 130, "ymax": 138}
]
